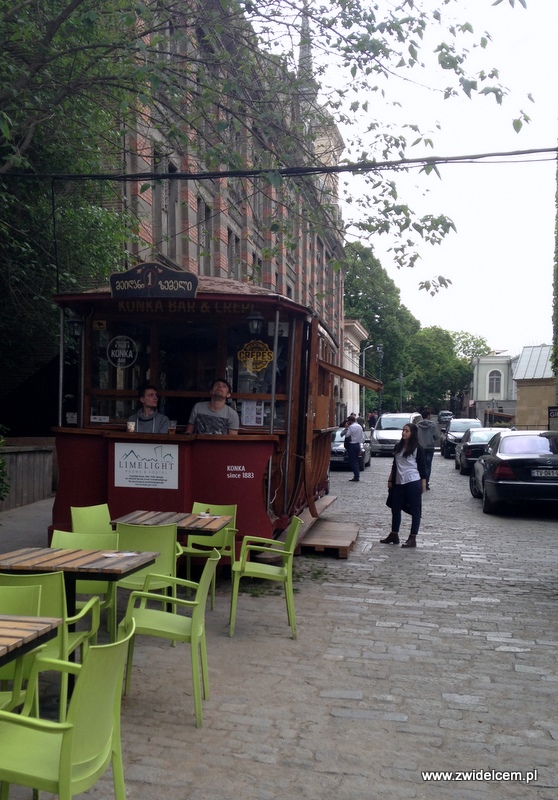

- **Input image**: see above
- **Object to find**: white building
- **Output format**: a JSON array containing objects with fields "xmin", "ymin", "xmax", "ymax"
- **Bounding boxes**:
[{"xmin": 343, "ymin": 319, "xmax": 369, "ymax": 421}]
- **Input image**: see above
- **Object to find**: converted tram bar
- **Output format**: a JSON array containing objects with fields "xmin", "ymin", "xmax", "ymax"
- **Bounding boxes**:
[{"xmin": 50, "ymin": 267, "xmax": 384, "ymax": 545}]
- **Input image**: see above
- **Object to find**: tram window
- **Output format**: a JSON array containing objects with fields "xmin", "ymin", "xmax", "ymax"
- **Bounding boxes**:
[
  {"xmin": 226, "ymin": 321, "xmax": 288, "ymax": 395},
  {"xmin": 89, "ymin": 397, "xmax": 137, "ymax": 423},
  {"xmin": 236, "ymin": 400, "xmax": 286, "ymax": 430},
  {"xmin": 159, "ymin": 323, "xmax": 218, "ymax": 392},
  {"xmin": 91, "ymin": 322, "xmax": 150, "ymax": 391}
]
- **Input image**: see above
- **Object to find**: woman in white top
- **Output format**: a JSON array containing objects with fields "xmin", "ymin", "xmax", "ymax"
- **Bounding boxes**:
[{"xmin": 381, "ymin": 423, "xmax": 427, "ymax": 548}]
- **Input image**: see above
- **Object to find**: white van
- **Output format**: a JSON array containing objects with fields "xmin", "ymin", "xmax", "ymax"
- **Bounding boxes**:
[{"xmin": 369, "ymin": 412, "xmax": 423, "ymax": 456}]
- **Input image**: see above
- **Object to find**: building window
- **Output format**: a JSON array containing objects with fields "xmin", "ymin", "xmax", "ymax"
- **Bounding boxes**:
[
  {"xmin": 488, "ymin": 370, "xmax": 502, "ymax": 395},
  {"xmin": 227, "ymin": 229, "xmax": 241, "ymax": 280},
  {"xmin": 197, "ymin": 196, "xmax": 212, "ymax": 275},
  {"xmin": 167, "ymin": 161, "xmax": 178, "ymax": 260}
]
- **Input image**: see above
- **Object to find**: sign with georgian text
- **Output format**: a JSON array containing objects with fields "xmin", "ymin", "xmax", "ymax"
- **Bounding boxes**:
[
  {"xmin": 110, "ymin": 263, "xmax": 198, "ymax": 299},
  {"xmin": 114, "ymin": 443, "xmax": 179, "ymax": 489}
]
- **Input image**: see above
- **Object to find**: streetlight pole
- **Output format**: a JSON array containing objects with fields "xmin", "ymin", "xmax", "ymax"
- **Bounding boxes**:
[
  {"xmin": 360, "ymin": 343, "xmax": 375, "ymax": 419},
  {"xmin": 376, "ymin": 343, "xmax": 384, "ymax": 417}
]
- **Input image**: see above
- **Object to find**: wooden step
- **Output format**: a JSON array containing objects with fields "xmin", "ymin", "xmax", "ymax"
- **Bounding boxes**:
[{"xmin": 297, "ymin": 520, "xmax": 359, "ymax": 559}]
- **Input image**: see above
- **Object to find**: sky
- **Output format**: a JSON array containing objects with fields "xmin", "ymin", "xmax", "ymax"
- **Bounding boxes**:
[{"xmin": 340, "ymin": 0, "xmax": 558, "ymax": 357}]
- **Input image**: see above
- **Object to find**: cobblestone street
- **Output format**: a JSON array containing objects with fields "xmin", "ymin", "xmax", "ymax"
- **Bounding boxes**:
[{"xmin": 2, "ymin": 453, "xmax": 558, "ymax": 799}]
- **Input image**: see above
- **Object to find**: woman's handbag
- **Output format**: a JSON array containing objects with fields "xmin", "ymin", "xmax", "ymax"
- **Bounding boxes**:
[{"xmin": 386, "ymin": 485, "xmax": 412, "ymax": 515}]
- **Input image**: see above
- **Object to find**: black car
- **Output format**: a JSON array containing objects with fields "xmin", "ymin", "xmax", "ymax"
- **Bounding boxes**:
[
  {"xmin": 454, "ymin": 427, "xmax": 501, "ymax": 475},
  {"xmin": 330, "ymin": 429, "xmax": 371, "ymax": 471},
  {"xmin": 469, "ymin": 430, "xmax": 558, "ymax": 514},
  {"xmin": 440, "ymin": 418, "xmax": 482, "ymax": 459}
]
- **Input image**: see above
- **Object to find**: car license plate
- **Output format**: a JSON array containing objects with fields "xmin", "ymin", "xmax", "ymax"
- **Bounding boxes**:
[{"xmin": 531, "ymin": 469, "xmax": 558, "ymax": 478}]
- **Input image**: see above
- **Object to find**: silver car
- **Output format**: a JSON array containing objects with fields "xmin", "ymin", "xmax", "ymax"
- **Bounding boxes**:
[
  {"xmin": 369, "ymin": 412, "xmax": 422, "ymax": 456},
  {"xmin": 330, "ymin": 429, "xmax": 371, "ymax": 471}
]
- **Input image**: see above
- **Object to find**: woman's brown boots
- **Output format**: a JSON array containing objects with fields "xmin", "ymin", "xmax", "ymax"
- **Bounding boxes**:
[{"xmin": 380, "ymin": 532, "xmax": 400, "ymax": 544}]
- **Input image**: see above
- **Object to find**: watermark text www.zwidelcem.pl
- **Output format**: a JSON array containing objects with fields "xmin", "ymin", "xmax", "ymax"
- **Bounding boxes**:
[{"xmin": 422, "ymin": 769, "xmax": 537, "ymax": 784}]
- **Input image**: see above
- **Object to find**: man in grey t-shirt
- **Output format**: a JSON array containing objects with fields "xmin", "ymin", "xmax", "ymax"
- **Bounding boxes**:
[{"xmin": 186, "ymin": 379, "xmax": 240, "ymax": 435}]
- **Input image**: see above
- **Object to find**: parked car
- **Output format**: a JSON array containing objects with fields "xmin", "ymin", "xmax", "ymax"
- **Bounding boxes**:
[
  {"xmin": 440, "ymin": 417, "xmax": 482, "ymax": 459},
  {"xmin": 454, "ymin": 427, "xmax": 502, "ymax": 475},
  {"xmin": 330, "ymin": 429, "xmax": 371, "ymax": 471},
  {"xmin": 369, "ymin": 412, "xmax": 422, "ymax": 456},
  {"xmin": 469, "ymin": 430, "xmax": 558, "ymax": 514},
  {"xmin": 437, "ymin": 410, "xmax": 453, "ymax": 425}
]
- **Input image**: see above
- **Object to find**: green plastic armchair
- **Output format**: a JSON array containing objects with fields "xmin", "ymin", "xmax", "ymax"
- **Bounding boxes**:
[
  {"xmin": 0, "ymin": 584, "xmax": 42, "ymax": 712},
  {"xmin": 181, "ymin": 503, "xmax": 237, "ymax": 609},
  {"xmin": 51, "ymin": 529, "xmax": 120, "ymax": 642},
  {"xmin": 115, "ymin": 522, "xmax": 180, "ymax": 606},
  {"xmin": 71, "ymin": 502, "xmax": 113, "ymax": 534},
  {"xmin": 229, "ymin": 516, "xmax": 303, "ymax": 640},
  {"xmin": 0, "ymin": 618, "xmax": 135, "ymax": 800},
  {"xmin": 120, "ymin": 550, "xmax": 220, "ymax": 728},
  {"xmin": 0, "ymin": 572, "xmax": 100, "ymax": 720}
]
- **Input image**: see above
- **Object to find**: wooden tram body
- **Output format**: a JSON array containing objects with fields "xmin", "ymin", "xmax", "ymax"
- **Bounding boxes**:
[{"xmin": 51, "ymin": 274, "xmax": 382, "ymax": 544}]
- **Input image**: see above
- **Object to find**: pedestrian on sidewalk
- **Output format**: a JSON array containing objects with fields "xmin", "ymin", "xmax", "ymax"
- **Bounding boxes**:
[
  {"xmin": 381, "ymin": 422, "xmax": 427, "ymax": 548},
  {"xmin": 417, "ymin": 409, "xmax": 440, "ymax": 490},
  {"xmin": 342, "ymin": 414, "xmax": 364, "ymax": 482}
]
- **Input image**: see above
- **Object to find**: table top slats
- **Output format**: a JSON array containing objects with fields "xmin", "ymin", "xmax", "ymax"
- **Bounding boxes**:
[
  {"xmin": 0, "ymin": 615, "xmax": 62, "ymax": 661},
  {"xmin": 0, "ymin": 547, "xmax": 159, "ymax": 577},
  {"xmin": 112, "ymin": 511, "xmax": 232, "ymax": 533}
]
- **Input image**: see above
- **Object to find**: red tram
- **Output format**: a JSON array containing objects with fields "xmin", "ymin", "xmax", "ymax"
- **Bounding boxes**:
[{"xmin": 52, "ymin": 268, "xmax": 381, "ymax": 543}]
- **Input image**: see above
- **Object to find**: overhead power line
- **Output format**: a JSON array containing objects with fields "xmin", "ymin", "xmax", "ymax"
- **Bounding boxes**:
[{"xmin": 2, "ymin": 146, "xmax": 557, "ymax": 183}]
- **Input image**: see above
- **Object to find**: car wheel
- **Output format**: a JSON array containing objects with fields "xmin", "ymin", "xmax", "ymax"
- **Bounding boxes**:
[
  {"xmin": 443, "ymin": 444, "xmax": 451, "ymax": 459},
  {"xmin": 469, "ymin": 472, "xmax": 482, "ymax": 498},
  {"xmin": 482, "ymin": 486, "xmax": 500, "ymax": 515},
  {"xmin": 459, "ymin": 458, "xmax": 469, "ymax": 476}
]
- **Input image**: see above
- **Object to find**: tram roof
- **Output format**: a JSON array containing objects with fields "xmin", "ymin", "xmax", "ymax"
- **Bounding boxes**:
[{"xmin": 55, "ymin": 275, "xmax": 314, "ymax": 317}]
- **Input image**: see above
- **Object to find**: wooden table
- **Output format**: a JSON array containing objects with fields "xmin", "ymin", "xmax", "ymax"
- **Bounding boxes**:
[
  {"xmin": 0, "ymin": 547, "xmax": 159, "ymax": 617},
  {"xmin": 0, "ymin": 614, "xmax": 62, "ymax": 668},
  {"xmin": 112, "ymin": 511, "xmax": 232, "ymax": 542}
]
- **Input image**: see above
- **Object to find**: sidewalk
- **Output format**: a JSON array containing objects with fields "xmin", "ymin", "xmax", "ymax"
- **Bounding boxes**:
[
  {"xmin": 2, "ymin": 460, "xmax": 558, "ymax": 799},
  {"xmin": 0, "ymin": 496, "xmax": 53, "ymax": 550}
]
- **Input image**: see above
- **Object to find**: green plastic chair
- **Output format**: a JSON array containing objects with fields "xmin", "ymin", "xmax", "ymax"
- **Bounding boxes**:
[
  {"xmin": 0, "ymin": 585, "xmax": 42, "ymax": 712},
  {"xmin": 51, "ymin": 530, "xmax": 120, "ymax": 642},
  {"xmin": 229, "ymin": 516, "xmax": 303, "ymax": 640},
  {"xmin": 0, "ymin": 572, "xmax": 99, "ymax": 721},
  {"xmin": 71, "ymin": 502, "xmax": 113, "ymax": 534},
  {"xmin": 0, "ymin": 618, "xmax": 135, "ymax": 800},
  {"xmin": 121, "ymin": 550, "xmax": 220, "ymax": 728},
  {"xmin": 115, "ymin": 523, "xmax": 180, "ymax": 618},
  {"xmin": 181, "ymin": 503, "xmax": 238, "ymax": 610}
]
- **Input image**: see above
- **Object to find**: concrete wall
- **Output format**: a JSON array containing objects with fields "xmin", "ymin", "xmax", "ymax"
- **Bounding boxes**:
[{"xmin": 515, "ymin": 379, "xmax": 555, "ymax": 429}]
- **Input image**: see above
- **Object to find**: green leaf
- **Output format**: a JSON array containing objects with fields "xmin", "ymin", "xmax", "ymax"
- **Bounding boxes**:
[{"xmin": 266, "ymin": 172, "xmax": 282, "ymax": 190}]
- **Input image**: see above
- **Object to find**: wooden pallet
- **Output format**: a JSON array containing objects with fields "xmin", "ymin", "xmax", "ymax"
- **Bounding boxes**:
[{"xmin": 297, "ymin": 521, "xmax": 359, "ymax": 559}]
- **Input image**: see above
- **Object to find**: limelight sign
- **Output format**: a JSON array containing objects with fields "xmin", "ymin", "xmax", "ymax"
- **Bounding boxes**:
[{"xmin": 115, "ymin": 443, "xmax": 178, "ymax": 489}]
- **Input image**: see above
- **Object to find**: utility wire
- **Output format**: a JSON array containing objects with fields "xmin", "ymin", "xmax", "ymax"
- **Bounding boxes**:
[{"xmin": 2, "ymin": 146, "xmax": 557, "ymax": 183}]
